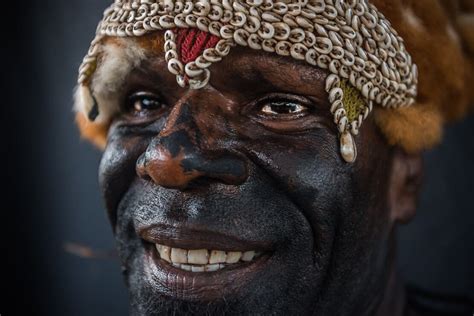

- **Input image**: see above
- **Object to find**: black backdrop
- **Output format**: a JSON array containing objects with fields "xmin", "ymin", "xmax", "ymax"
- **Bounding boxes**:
[{"xmin": 1, "ymin": 1, "xmax": 473, "ymax": 315}]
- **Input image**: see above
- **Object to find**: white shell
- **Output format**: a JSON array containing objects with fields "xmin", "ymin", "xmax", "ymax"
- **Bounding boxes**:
[{"xmin": 340, "ymin": 131, "xmax": 357, "ymax": 163}]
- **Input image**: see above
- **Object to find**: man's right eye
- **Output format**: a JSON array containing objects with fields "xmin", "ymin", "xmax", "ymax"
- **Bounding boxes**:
[
  {"xmin": 126, "ymin": 92, "xmax": 166, "ymax": 116},
  {"xmin": 260, "ymin": 101, "xmax": 308, "ymax": 116}
]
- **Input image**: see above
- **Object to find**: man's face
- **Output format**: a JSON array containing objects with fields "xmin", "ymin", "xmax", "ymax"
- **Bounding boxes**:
[{"xmin": 98, "ymin": 35, "xmax": 398, "ymax": 315}]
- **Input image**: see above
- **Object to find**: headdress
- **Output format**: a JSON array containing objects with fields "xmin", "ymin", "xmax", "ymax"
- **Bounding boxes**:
[{"xmin": 75, "ymin": 0, "xmax": 471, "ymax": 162}]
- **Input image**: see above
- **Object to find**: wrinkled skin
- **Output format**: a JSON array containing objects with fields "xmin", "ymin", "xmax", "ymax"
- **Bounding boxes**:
[{"xmin": 98, "ymin": 41, "xmax": 422, "ymax": 315}]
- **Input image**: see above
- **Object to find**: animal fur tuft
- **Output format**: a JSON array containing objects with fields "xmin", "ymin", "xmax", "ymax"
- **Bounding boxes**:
[{"xmin": 371, "ymin": 0, "xmax": 474, "ymax": 152}]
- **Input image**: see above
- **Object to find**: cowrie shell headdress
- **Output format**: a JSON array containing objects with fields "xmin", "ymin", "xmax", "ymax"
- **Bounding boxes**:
[{"xmin": 78, "ymin": 0, "xmax": 418, "ymax": 163}]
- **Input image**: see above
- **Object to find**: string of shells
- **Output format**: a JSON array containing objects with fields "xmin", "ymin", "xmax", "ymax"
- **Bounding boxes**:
[
  {"xmin": 164, "ymin": 30, "xmax": 234, "ymax": 89},
  {"xmin": 78, "ymin": 0, "xmax": 419, "ymax": 163}
]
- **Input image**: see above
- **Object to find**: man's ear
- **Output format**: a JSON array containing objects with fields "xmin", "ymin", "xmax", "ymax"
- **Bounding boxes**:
[{"xmin": 388, "ymin": 147, "xmax": 424, "ymax": 224}]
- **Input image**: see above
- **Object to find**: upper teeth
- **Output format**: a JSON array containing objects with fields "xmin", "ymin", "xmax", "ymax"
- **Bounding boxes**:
[{"xmin": 156, "ymin": 244, "xmax": 260, "ymax": 272}]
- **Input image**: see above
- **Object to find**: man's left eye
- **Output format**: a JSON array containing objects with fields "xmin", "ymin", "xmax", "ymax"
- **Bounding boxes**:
[
  {"xmin": 126, "ymin": 92, "xmax": 165, "ymax": 115},
  {"xmin": 261, "ymin": 101, "xmax": 308, "ymax": 115}
]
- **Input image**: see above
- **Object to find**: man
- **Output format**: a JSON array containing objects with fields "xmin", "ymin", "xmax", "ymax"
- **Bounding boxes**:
[{"xmin": 74, "ymin": 0, "xmax": 474, "ymax": 315}]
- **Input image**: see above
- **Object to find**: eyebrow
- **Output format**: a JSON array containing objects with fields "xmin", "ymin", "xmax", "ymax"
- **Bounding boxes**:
[
  {"xmin": 208, "ymin": 47, "xmax": 329, "ymax": 100},
  {"xmin": 248, "ymin": 54, "xmax": 327, "ymax": 90}
]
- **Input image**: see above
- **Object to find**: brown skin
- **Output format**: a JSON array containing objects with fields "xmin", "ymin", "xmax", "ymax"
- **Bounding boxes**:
[{"xmin": 97, "ymin": 38, "xmax": 423, "ymax": 315}]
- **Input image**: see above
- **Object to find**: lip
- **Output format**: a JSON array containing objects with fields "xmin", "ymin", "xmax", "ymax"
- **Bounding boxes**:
[
  {"xmin": 139, "ymin": 223, "xmax": 273, "ymax": 252},
  {"xmin": 138, "ymin": 224, "xmax": 274, "ymax": 301}
]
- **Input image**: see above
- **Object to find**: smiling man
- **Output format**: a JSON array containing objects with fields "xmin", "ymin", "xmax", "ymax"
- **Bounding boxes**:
[{"xmin": 74, "ymin": 0, "xmax": 474, "ymax": 315}]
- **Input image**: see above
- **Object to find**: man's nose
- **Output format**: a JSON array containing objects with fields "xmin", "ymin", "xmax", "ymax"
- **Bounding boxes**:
[{"xmin": 136, "ymin": 103, "xmax": 248, "ymax": 190}]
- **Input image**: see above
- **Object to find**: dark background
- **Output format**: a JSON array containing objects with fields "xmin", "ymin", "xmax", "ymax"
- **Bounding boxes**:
[{"xmin": 1, "ymin": 1, "xmax": 473, "ymax": 315}]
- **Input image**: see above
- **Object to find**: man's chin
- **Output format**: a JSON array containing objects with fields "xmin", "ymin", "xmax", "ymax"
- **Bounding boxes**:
[{"xmin": 129, "ymin": 292, "xmax": 237, "ymax": 316}]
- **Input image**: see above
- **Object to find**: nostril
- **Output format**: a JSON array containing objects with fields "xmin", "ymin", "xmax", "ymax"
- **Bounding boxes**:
[
  {"xmin": 184, "ymin": 177, "xmax": 213, "ymax": 191},
  {"xmin": 141, "ymin": 174, "xmax": 152, "ymax": 182}
]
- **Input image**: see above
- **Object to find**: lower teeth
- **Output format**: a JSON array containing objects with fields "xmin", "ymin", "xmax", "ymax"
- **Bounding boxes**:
[{"xmin": 172, "ymin": 263, "xmax": 226, "ymax": 272}]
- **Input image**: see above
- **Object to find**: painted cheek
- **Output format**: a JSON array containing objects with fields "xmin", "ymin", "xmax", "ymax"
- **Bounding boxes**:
[
  {"xmin": 242, "ymin": 130, "xmax": 351, "ymax": 227},
  {"xmin": 244, "ymin": 130, "xmax": 343, "ymax": 197},
  {"xmin": 99, "ymin": 133, "xmax": 150, "ymax": 228}
]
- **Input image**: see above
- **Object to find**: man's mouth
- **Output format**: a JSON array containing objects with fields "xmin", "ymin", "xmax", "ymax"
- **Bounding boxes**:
[
  {"xmin": 138, "ymin": 224, "xmax": 273, "ymax": 300},
  {"xmin": 155, "ymin": 244, "xmax": 262, "ymax": 272}
]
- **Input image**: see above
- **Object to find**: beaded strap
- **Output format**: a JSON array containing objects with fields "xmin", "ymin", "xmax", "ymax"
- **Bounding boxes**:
[{"xmin": 78, "ymin": 0, "xmax": 419, "ymax": 163}]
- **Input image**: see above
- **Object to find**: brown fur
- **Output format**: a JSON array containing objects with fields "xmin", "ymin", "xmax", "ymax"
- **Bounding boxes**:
[
  {"xmin": 372, "ymin": 0, "xmax": 474, "ymax": 152},
  {"xmin": 134, "ymin": 33, "xmax": 165, "ymax": 53},
  {"xmin": 374, "ymin": 104, "xmax": 443, "ymax": 154},
  {"xmin": 77, "ymin": 2, "xmax": 474, "ymax": 152},
  {"xmin": 76, "ymin": 112, "xmax": 109, "ymax": 149}
]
